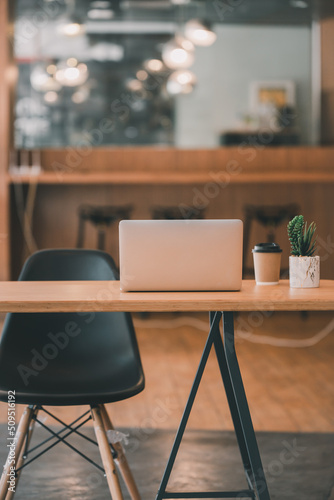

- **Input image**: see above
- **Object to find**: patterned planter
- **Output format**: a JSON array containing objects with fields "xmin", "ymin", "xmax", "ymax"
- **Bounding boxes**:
[{"xmin": 289, "ymin": 255, "xmax": 320, "ymax": 288}]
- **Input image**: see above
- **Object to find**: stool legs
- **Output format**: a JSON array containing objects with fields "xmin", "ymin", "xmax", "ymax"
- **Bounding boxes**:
[
  {"xmin": 76, "ymin": 219, "xmax": 107, "ymax": 251},
  {"xmin": 242, "ymin": 211, "xmax": 253, "ymax": 275},
  {"xmin": 76, "ymin": 216, "xmax": 86, "ymax": 248},
  {"xmin": 266, "ymin": 225, "xmax": 276, "ymax": 243},
  {"xmin": 97, "ymin": 227, "xmax": 106, "ymax": 251},
  {"xmin": 91, "ymin": 406, "xmax": 124, "ymax": 500},
  {"xmin": 0, "ymin": 406, "xmax": 36, "ymax": 500},
  {"xmin": 100, "ymin": 405, "xmax": 141, "ymax": 500}
]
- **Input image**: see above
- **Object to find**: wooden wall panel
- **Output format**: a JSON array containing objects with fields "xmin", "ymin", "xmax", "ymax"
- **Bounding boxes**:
[
  {"xmin": 0, "ymin": 0, "xmax": 11, "ymax": 280},
  {"xmin": 9, "ymin": 146, "xmax": 334, "ymax": 279},
  {"xmin": 9, "ymin": 180, "xmax": 334, "ymax": 280},
  {"xmin": 40, "ymin": 146, "xmax": 334, "ymax": 178},
  {"xmin": 321, "ymin": 17, "xmax": 334, "ymax": 144}
]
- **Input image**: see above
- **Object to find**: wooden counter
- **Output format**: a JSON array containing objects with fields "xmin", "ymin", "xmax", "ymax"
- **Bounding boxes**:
[
  {"xmin": 7, "ymin": 146, "xmax": 334, "ymax": 185},
  {"xmin": 0, "ymin": 280, "xmax": 333, "ymax": 313},
  {"xmin": 7, "ymin": 168, "xmax": 334, "ymax": 185}
]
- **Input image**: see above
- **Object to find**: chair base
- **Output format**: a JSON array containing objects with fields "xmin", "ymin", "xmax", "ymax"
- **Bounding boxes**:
[{"xmin": 0, "ymin": 405, "xmax": 140, "ymax": 500}]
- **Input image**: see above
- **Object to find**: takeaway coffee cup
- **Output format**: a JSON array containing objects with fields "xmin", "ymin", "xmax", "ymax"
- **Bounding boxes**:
[{"xmin": 252, "ymin": 243, "xmax": 282, "ymax": 285}]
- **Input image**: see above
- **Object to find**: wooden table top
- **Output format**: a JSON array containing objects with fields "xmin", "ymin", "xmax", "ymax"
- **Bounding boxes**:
[{"xmin": 0, "ymin": 280, "xmax": 333, "ymax": 313}]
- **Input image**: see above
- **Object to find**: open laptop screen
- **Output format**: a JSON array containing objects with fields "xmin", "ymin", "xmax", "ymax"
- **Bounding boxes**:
[{"xmin": 119, "ymin": 219, "xmax": 243, "ymax": 292}]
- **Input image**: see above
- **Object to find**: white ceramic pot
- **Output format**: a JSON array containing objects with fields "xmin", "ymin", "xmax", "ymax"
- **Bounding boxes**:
[{"xmin": 289, "ymin": 255, "xmax": 320, "ymax": 288}]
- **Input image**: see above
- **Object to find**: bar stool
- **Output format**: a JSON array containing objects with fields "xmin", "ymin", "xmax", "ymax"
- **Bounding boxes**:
[
  {"xmin": 151, "ymin": 205, "xmax": 206, "ymax": 220},
  {"xmin": 76, "ymin": 204, "xmax": 134, "ymax": 251},
  {"xmin": 243, "ymin": 203, "xmax": 300, "ymax": 276}
]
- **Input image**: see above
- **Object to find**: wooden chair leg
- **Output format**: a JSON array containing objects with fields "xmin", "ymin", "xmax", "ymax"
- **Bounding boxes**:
[
  {"xmin": 4, "ymin": 407, "xmax": 39, "ymax": 500},
  {"xmin": 91, "ymin": 406, "xmax": 124, "ymax": 500},
  {"xmin": 0, "ymin": 406, "xmax": 35, "ymax": 500},
  {"xmin": 100, "ymin": 404, "xmax": 141, "ymax": 500}
]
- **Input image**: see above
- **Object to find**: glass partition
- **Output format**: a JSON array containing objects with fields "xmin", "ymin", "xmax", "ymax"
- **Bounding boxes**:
[{"xmin": 13, "ymin": 0, "xmax": 318, "ymax": 148}]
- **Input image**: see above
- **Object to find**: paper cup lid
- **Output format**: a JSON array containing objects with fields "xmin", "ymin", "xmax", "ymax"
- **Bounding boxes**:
[{"xmin": 252, "ymin": 243, "xmax": 282, "ymax": 253}]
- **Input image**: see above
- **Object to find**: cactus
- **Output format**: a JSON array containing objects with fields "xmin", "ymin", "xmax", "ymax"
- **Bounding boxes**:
[{"xmin": 287, "ymin": 215, "xmax": 317, "ymax": 257}]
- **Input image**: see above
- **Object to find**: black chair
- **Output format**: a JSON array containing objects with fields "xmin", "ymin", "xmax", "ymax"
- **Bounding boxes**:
[
  {"xmin": 0, "ymin": 249, "xmax": 144, "ymax": 500},
  {"xmin": 76, "ymin": 204, "xmax": 134, "ymax": 251}
]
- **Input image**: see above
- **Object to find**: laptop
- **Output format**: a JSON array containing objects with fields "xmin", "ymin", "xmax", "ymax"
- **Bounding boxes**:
[{"xmin": 119, "ymin": 219, "xmax": 243, "ymax": 292}]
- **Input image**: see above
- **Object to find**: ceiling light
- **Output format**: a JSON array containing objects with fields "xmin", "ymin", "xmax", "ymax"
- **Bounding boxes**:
[
  {"xmin": 59, "ymin": 22, "xmax": 85, "ymax": 37},
  {"xmin": 72, "ymin": 88, "xmax": 90, "ymax": 103},
  {"xmin": 64, "ymin": 67, "xmax": 80, "ymax": 80},
  {"xmin": 55, "ymin": 61, "xmax": 88, "ymax": 87},
  {"xmin": 136, "ymin": 70, "xmax": 148, "ymax": 81},
  {"xmin": 67, "ymin": 57, "xmax": 78, "ymax": 67},
  {"xmin": 143, "ymin": 59, "xmax": 164, "ymax": 73},
  {"xmin": 126, "ymin": 79, "xmax": 143, "ymax": 92},
  {"xmin": 89, "ymin": 43, "xmax": 124, "ymax": 62},
  {"xmin": 46, "ymin": 64, "xmax": 57, "ymax": 75},
  {"xmin": 170, "ymin": 0, "xmax": 191, "ymax": 4},
  {"xmin": 290, "ymin": 0, "xmax": 308, "ymax": 7},
  {"xmin": 44, "ymin": 91, "xmax": 59, "ymax": 103},
  {"xmin": 185, "ymin": 19, "xmax": 217, "ymax": 47},
  {"xmin": 30, "ymin": 65, "xmax": 62, "ymax": 92},
  {"xmin": 166, "ymin": 70, "xmax": 196, "ymax": 95},
  {"xmin": 31, "ymin": 69, "xmax": 49, "ymax": 88},
  {"xmin": 162, "ymin": 37, "xmax": 194, "ymax": 69},
  {"xmin": 88, "ymin": 9, "xmax": 115, "ymax": 19}
]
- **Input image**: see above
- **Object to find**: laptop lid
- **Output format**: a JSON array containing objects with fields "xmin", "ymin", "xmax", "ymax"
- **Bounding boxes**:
[{"xmin": 119, "ymin": 219, "xmax": 243, "ymax": 292}]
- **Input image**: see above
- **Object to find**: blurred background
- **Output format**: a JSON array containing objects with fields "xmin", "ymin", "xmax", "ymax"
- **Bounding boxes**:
[{"xmin": 0, "ymin": 0, "xmax": 334, "ymax": 280}]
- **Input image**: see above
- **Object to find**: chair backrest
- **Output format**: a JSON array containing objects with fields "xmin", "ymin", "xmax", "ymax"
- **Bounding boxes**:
[
  {"xmin": 18, "ymin": 248, "xmax": 119, "ymax": 281},
  {"xmin": 0, "ymin": 249, "xmax": 144, "ymax": 400}
]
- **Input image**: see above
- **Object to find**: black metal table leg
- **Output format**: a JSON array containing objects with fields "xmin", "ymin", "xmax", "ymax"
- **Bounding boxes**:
[
  {"xmin": 155, "ymin": 310, "xmax": 270, "ymax": 500},
  {"xmin": 156, "ymin": 312, "xmax": 222, "ymax": 500},
  {"xmin": 222, "ymin": 312, "xmax": 271, "ymax": 500},
  {"xmin": 211, "ymin": 313, "xmax": 254, "ymax": 491}
]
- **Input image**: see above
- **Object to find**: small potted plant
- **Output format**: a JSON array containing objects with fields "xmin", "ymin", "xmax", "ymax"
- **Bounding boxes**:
[{"xmin": 287, "ymin": 215, "xmax": 319, "ymax": 288}]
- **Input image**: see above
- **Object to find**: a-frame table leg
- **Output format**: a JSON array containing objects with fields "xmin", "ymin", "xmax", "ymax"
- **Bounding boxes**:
[{"xmin": 155, "ymin": 310, "xmax": 270, "ymax": 500}]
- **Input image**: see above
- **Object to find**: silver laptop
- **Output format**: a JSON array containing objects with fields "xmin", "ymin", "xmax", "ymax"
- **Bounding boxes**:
[{"xmin": 119, "ymin": 219, "xmax": 243, "ymax": 292}]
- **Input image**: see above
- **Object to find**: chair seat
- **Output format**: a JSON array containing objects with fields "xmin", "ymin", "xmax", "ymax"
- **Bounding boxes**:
[
  {"xmin": 0, "ymin": 378, "xmax": 144, "ymax": 407},
  {"xmin": 0, "ymin": 311, "xmax": 144, "ymax": 406}
]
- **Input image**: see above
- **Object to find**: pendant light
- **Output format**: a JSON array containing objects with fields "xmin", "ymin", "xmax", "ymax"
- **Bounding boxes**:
[
  {"xmin": 55, "ymin": 59, "xmax": 89, "ymax": 87},
  {"xmin": 162, "ymin": 36, "xmax": 194, "ymax": 69},
  {"xmin": 184, "ymin": 19, "xmax": 217, "ymax": 47},
  {"xmin": 166, "ymin": 70, "xmax": 196, "ymax": 95}
]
